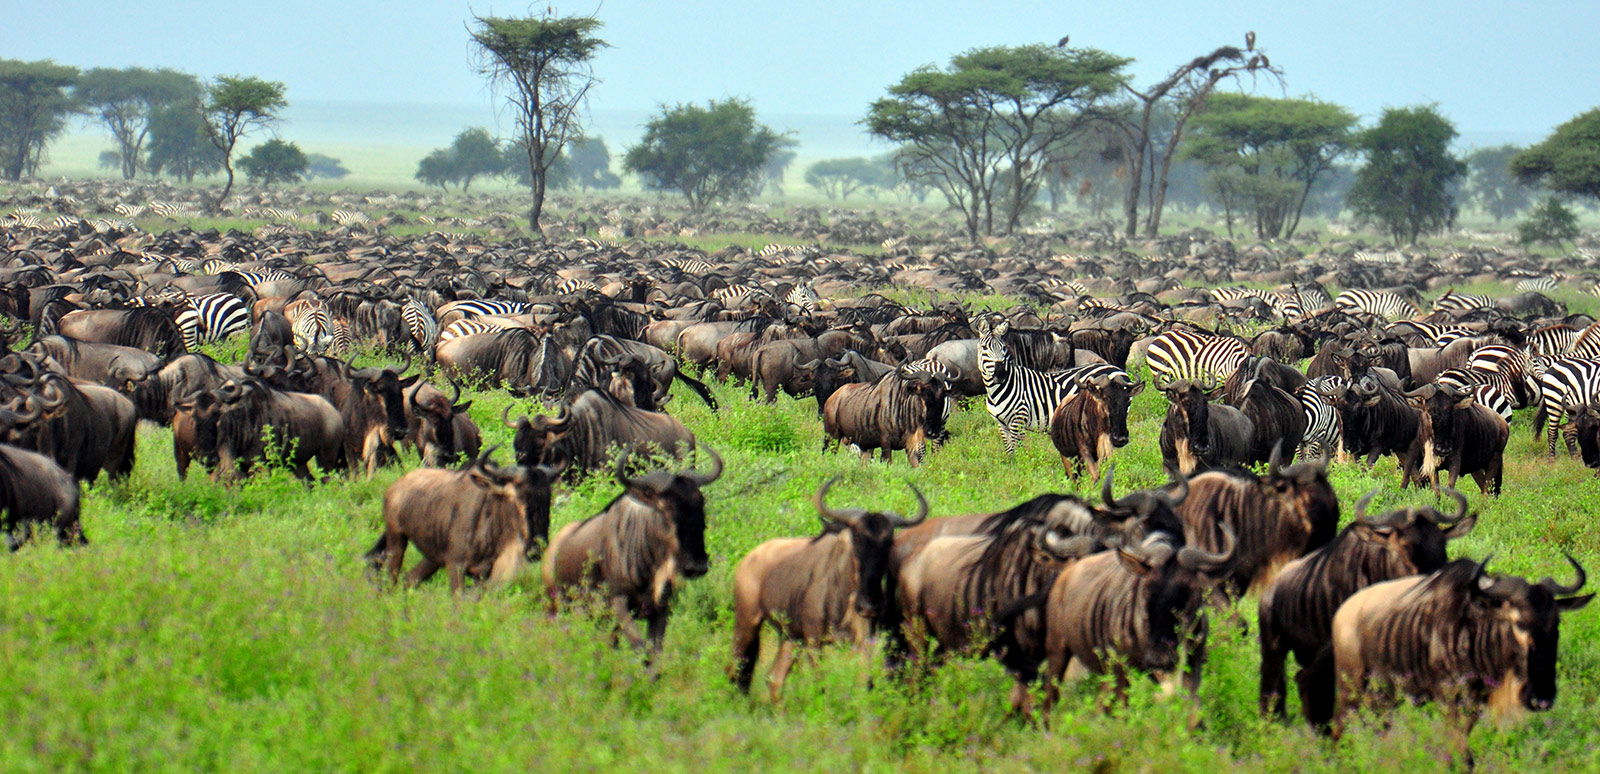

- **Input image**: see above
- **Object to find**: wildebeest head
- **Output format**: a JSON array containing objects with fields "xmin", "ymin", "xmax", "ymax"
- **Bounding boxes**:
[
  {"xmin": 899, "ymin": 368, "xmax": 951, "ymax": 444},
  {"xmin": 1091, "ymin": 372, "xmax": 1146, "ymax": 447},
  {"xmin": 1347, "ymin": 486, "xmax": 1476, "ymax": 574},
  {"xmin": 352, "ymin": 362, "xmax": 420, "ymax": 442},
  {"xmin": 1572, "ymin": 405, "xmax": 1600, "ymax": 469},
  {"xmin": 412, "ymin": 378, "xmax": 471, "ymax": 466},
  {"xmin": 1095, "ymin": 464, "xmax": 1188, "ymax": 542},
  {"xmin": 466, "ymin": 447, "xmax": 566, "ymax": 559},
  {"xmin": 813, "ymin": 474, "xmax": 929, "ymax": 620},
  {"xmin": 1258, "ymin": 444, "xmax": 1340, "ymax": 552},
  {"xmin": 1466, "ymin": 555, "xmax": 1592, "ymax": 712},
  {"xmin": 507, "ymin": 404, "xmax": 572, "ymax": 467},
  {"xmin": 1164, "ymin": 379, "xmax": 1217, "ymax": 456},
  {"xmin": 614, "ymin": 444, "xmax": 723, "ymax": 578},
  {"xmin": 1408, "ymin": 383, "xmax": 1476, "ymax": 462},
  {"xmin": 178, "ymin": 389, "xmax": 224, "ymax": 468},
  {"xmin": 1114, "ymin": 525, "xmax": 1236, "ymax": 670}
]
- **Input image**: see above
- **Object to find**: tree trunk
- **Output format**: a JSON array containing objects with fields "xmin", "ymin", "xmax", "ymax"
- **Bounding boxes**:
[
  {"xmin": 215, "ymin": 159, "xmax": 235, "ymax": 213},
  {"xmin": 1122, "ymin": 138, "xmax": 1147, "ymax": 237}
]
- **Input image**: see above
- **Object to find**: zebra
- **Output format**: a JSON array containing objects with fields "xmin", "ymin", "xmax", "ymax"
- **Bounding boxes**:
[
  {"xmin": 328, "ymin": 316, "xmax": 354, "ymax": 355},
  {"xmin": 112, "ymin": 203, "xmax": 146, "ymax": 219},
  {"xmin": 401, "ymin": 298, "xmax": 439, "ymax": 354},
  {"xmin": 1144, "ymin": 328, "xmax": 1250, "ymax": 389},
  {"xmin": 1527, "ymin": 324, "xmax": 1578, "ymax": 358},
  {"xmin": 1515, "ymin": 276, "xmax": 1559, "ymax": 293},
  {"xmin": 784, "ymin": 282, "xmax": 821, "ymax": 313},
  {"xmin": 1465, "ymin": 345, "xmax": 1542, "ymax": 408},
  {"xmin": 439, "ymin": 319, "xmax": 513, "ymax": 342},
  {"xmin": 1436, "ymin": 369, "xmax": 1515, "ymax": 422},
  {"xmin": 976, "ymin": 319, "xmax": 1132, "ymax": 455},
  {"xmin": 657, "ymin": 255, "xmax": 715, "ymax": 274},
  {"xmin": 448, "ymin": 299, "xmax": 529, "ymax": 319},
  {"xmin": 553, "ymin": 277, "xmax": 602, "ymax": 295},
  {"xmin": 330, "ymin": 209, "xmax": 371, "ymax": 228},
  {"xmin": 232, "ymin": 269, "xmax": 294, "ymax": 286},
  {"xmin": 285, "ymin": 299, "xmax": 333, "ymax": 354},
  {"xmin": 1535, "ymin": 356, "xmax": 1600, "ymax": 457},
  {"xmin": 148, "ymin": 201, "xmax": 181, "ymax": 219},
  {"xmin": 1385, "ymin": 320, "xmax": 1475, "ymax": 347},
  {"xmin": 710, "ymin": 284, "xmax": 770, "ymax": 308},
  {"xmin": 1335, "ymin": 288, "xmax": 1420, "ymax": 320},
  {"xmin": 1431, "ymin": 289, "xmax": 1493, "ymax": 314},
  {"xmin": 175, "ymin": 293, "xmax": 252, "ymax": 350},
  {"xmin": 1298, "ymin": 376, "xmax": 1346, "ymax": 460}
]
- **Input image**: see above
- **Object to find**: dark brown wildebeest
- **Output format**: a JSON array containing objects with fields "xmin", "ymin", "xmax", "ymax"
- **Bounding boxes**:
[
  {"xmin": 199, "ymin": 377, "xmax": 346, "ymax": 481},
  {"xmin": 403, "ymin": 378, "xmax": 480, "ymax": 467},
  {"xmin": 1314, "ymin": 556, "xmax": 1591, "ymax": 766},
  {"xmin": 367, "ymin": 449, "xmax": 563, "ymax": 593},
  {"xmin": 731, "ymin": 475, "xmax": 928, "ymax": 700},
  {"xmin": 1174, "ymin": 449, "xmax": 1339, "ymax": 598},
  {"xmin": 55, "ymin": 308, "xmax": 186, "ymax": 358},
  {"xmin": 542, "ymin": 446, "xmax": 723, "ymax": 668},
  {"xmin": 435, "ymin": 328, "xmax": 572, "ymax": 399},
  {"xmin": 571, "ymin": 334, "xmax": 717, "ymax": 411},
  {"xmin": 26, "ymin": 335, "xmax": 162, "ymax": 389},
  {"xmin": 1332, "ymin": 372, "xmax": 1424, "ymax": 480},
  {"xmin": 337, "ymin": 366, "xmax": 419, "ymax": 478},
  {"xmin": 0, "ymin": 367, "xmax": 136, "ymax": 483},
  {"xmin": 1048, "ymin": 371, "xmax": 1145, "ymax": 480},
  {"xmin": 1159, "ymin": 379, "xmax": 1255, "ymax": 475},
  {"xmin": 1257, "ymin": 488, "xmax": 1476, "ymax": 721},
  {"xmin": 1409, "ymin": 383, "xmax": 1509, "ymax": 495},
  {"xmin": 1572, "ymin": 403, "xmax": 1600, "ymax": 472},
  {"xmin": 508, "ymin": 388, "xmax": 696, "ymax": 477},
  {"xmin": 1227, "ymin": 359, "xmax": 1308, "ymax": 465},
  {"xmin": 821, "ymin": 368, "xmax": 949, "ymax": 467},
  {"xmin": 1040, "ymin": 527, "xmax": 1236, "ymax": 715},
  {"xmin": 0, "ymin": 427, "xmax": 85, "ymax": 548},
  {"xmin": 808, "ymin": 350, "xmax": 896, "ymax": 418}
]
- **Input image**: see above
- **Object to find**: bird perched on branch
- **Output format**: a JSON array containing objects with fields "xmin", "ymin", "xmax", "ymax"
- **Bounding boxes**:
[
  {"xmin": 1246, "ymin": 30, "xmax": 1256, "ymax": 51},
  {"xmin": 1057, "ymin": 35, "xmax": 1070, "ymax": 48}
]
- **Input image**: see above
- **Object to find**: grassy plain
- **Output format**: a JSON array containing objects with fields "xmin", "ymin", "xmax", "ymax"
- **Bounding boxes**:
[{"xmin": 2, "ymin": 330, "xmax": 1599, "ymax": 771}]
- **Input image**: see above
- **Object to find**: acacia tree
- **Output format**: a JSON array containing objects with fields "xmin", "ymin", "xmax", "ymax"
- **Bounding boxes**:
[
  {"xmin": 1183, "ymin": 93, "xmax": 1355, "ymax": 239},
  {"xmin": 77, "ymin": 67, "xmax": 200, "ymax": 179},
  {"xmin": 1512, "ymin": 108, "xmax": 1600, "ymax": 203},
  {"xmin": 470, "ymin": 13, "xmax": 606, "ymax": 235},
  {"xmin": 1466, "ymin": 144, "xmax": 1536, "ymax": 222},
  {"xmin": 761, "ymin": 138, "xmax": 799, "ymax": 195},
  {"xmin": 448, "ymin": 127, "xmax": 506, "ymax": 193},
  {"xmin": 0, "ymin": 59, "xmax": 79, "ymax": 181},
  {"xmin": 805, "ymin": 157, "xmax": 881, "ymax": 200},
  {"xmin": 1100, "ymin": 35, "xmax": 1283, "ymax": 237},
  {"xmin": 624, "ymin": 99, "xmax": 785, "ymax": 210},
  {"xmin": 203, "ymin": 75, "xmax": 287, "ymax": 210},
  {"xmin": 147, "ymin": 99, "xmax": 224, "ymax": 182},
  {"xmin": 866, "ymin": 44, "xmax": 1129, "ymax": 241},
  {"xmin": 565, "ymin": 136, "xmax": 621, "ymax": 191},
  {"xmin": 238, "ymin": 138, "xmax": 308, "ymax": 187},
  {"xmin": 1347, "ymin": 105, "xmax": 1467, "ymax": 245}
]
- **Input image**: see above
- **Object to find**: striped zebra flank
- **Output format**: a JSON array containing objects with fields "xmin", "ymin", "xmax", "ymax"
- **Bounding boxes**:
[
  {"xmin": 175, "ymin": 293, "xmax": 251, "ymax": 350},
  {"xmin": 1145, "ymin": 328, "xmax": 1250, "ymax": 389},
  {"xmin": 1535, "ymin": 356, "xmax": 1600, "ymax": 457}
]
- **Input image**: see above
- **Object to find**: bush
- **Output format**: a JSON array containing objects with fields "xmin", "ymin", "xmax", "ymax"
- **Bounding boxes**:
[{"xmin": 1517, "ymin": 196, "xmax": 1580, "ymax": 247}]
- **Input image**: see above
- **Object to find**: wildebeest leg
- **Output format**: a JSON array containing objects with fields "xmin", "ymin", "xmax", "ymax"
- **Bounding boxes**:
[
  {"xmin": 55, "ymin": 519, "xmax": 86, "ymax": 547},
  {"xmin": 610, "ymin": 596, "xmax": 649, "ymax": 650},
  {"xmin": 732, "ymin": 618, "xmax": 762, "ymax": 695},
  {"xmin": 767, "ymin": 639, "xmax": 798, "ymax": 703},
  {"xmin": 447, "ymin": 563, "xmax": 466, "ymax": 594},
  {"xmin": 406, "ymin": 556, "xmax": 444, "ymax": 587},
  {"xmin": 1259, "ymin": 636, "xmax": 1289, "ymax": 718},
  {"xmin": 384, "ymin": 533, "xmax": 409, "ymax": 585}
]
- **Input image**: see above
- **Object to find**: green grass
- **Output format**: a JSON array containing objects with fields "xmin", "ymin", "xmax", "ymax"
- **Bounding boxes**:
[{"xmin": 3, "ymin": 357, "xmax": 1600, "ymax": 772}]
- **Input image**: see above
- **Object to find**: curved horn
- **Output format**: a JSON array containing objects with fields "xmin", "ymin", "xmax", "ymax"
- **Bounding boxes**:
[
  {"xmin": 813, "ymin": 474, "xmax": 858, "ymax": 526},
  {"xmin": 1267, "ymin": 441, "xmax": 1285, "ymax": 477},
  {"xmin": 1100, "ymin": 463, "xmax": 1117, "ymax": 508},
  {"xmin": 685, "ymin": 444, "xmax": 723, "ymax": 486},
  {"xmin": 1040, "ymin": 530, "xmax": 1097, "ymax": 560},
  {"xmin": 1541, "ymin": 553, "xmax": 1588, "ymax": 596},
  {"xmin": 395, "ymin": 349, "xmax": 413, "ymax": 376},
  {"xmin": 501, "ymin": 403, "xmax": 519, "ymax": 429},
  {"xmin": 890, "ymin": 483, "xmax": 929, "ymax": 528},
  {"xmin": 1424, "ymin": 486, "xmax": 1470, "ymax": 525},
  {"xmin": 614, "ymin": 445, "xmax": 638, "ymax": 489},
  {"xmin": 446, "ymin": 376, "xmax": 463, "ymax": 407},
  {"xmin": 1178, "ymin": 523, "xmax": 1236, "ymax": 572},
  {"xmin": 1352, "ymin": 488, "xmax": 1379, "ymax": 524}
]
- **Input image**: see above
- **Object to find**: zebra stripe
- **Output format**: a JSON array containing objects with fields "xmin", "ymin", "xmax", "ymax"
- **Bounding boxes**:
[
  {"xmin": 175, "ymin": 293, "xmax": 251, "ymax": 350},
  {"xmin": 784, "ymin": 282, "xmax": 820, "ymax": 313},
  {"xmin": 553, "ymin": 277, "xmax": 602, "ymax": 294},
  {"xmin": 1536, "ymin": 357, "xmax": 1600, "ymax": 456},
  {"xmin": 1436, "ymin": 369, "xmax": 1514, "ymax": 422},
  {"xmin": 1515, "ymin": 276, "xmax": 1558, "ymax": 292},
  {"xmin": 1432, "ymin": 289, "xmax": 1493, "ymax": 313},
  {"xmin": 439, "ymin": 319, "xmax": 513, "ymax": 342},
  {"xmin": 401, "ymin": 298, "xmax": 439, "ymax": 353},
  {"xmin": 448, "ymin": 299, "xmax": 529, "ymax": 319},
  {"xmin": 1527, "ymin": 325, "xmax": 1577, "ymax": 358},
  {"xmin": 285, "ymin": 300, "xmax": 333, "ymax": 354},
  {"xmin": 1145, "ymin": 329, "xmax": 1249, "ymax": 388},
  {"xmin": 1335, "ymin": 289, "xmax": 1420, "ymax": 320},
  {"xmin": 978, "ymin": 320, "xmax": 1133, "ymax": 455},
  {"xmin": 1465, "ymin": 345, "xmax": 1540, "ymax": 409},
  {"xmin": 1297, "ymin": 376, "xmax": 1344, "ymax": 460}
]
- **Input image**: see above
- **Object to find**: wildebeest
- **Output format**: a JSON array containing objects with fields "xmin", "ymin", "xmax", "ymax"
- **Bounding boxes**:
[
  {"xmin": 1040, "ymin": 527, "xmax": 1236, "ymax": 714},
  {"xmin": 338, "ymin": 366, "xmax": 419, "ymax": 477},
  {"xmin": 1332, "ymin": 372, "xmax": 1423, "ymax": 480},
  {"xmin": 403, "ymin": 378, "xmax": 479, "ymax": 467},
  {"xmin": 435, "ymin": 328, "xmax": 572, "ymax": 398},
  {"xmin": 821, "ymin": 368, "xmax": 949, "ymax": 467},
  {"xmin": 1257, "ymin": 488, "xmax": 1476, "ymax": 721},
  {"xmin": 1159, "ymin": 379, "xmax": 1255, "ymax": 475},
  {"xmin": 731, "ymin": 475, "xmax": 928, "ymax": 700},
  {"xmin": 1048, "ymin": 370, "xmax": 1144, "ymax": 480},
  {"xmin": 543, "ymin": 446, "xmax": 722, "ymax": 668},
  {"xmin": 0, "ymin": 433, "xmax": 85, "ymax": 548},
  {"xmin": 808, "ymin": 350, "xmax": 896, "ymax": 418},
  {"xmin": 1229, "ymin": 361, "xmax": 1308, "ymax": 465},
  {"xmin": 0, "ymin": 368, "xmax": 137, "ymax": 483},
  {"xmin": 55, "ymin": 307, "xmax": 187, "ymax": 358},
  {"xmin": 367, "ymin": 449, "xmax": 562, "ymax": 592},
  {"xmin": 508, "ymin": 387, "xmax": 695, "ymax": 476},
  {"xmin": 1314, "ymin": 556, "xmax": 1591, "ymax": 764},
  {"xmin": 199, "ymin": 377, "xmax": 346, "ymax": 481},
  {"xmin": 26, "ymin": 335, "xmax": 162, "ymax": 389},
  {"xmin": 1175, "ymin": 449, "xmax": 1340, "ymax": 597},
  {"xmin": 1409, "ymin": 383, "xmax": 1509, "ymax": 495}
]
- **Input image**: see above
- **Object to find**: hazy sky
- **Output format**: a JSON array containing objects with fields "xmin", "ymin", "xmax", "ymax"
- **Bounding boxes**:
[{"xmin": 7, "ymin": 0, "xmax": 1599, "ymax": 143}]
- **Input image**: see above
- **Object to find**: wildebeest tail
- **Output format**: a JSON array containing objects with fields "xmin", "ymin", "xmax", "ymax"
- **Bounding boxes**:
[
  {"xmin": 674, "ymin": 370, "xmax": 719, "ymax": 412},
  {"xmin": 363, "ymin": 533, "xmax": 389, "ymax": 567},
  {"xmin": 1298, "ymin": 643, "xmax": 1338, "ymax": 731}
]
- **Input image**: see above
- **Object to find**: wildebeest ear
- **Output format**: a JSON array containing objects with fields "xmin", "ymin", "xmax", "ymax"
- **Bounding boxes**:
[
  {"xmin": 1558, "ymin": 593, "xmax": 1595, "ymax": 612},
  {"xmin": 1114, "ymin": 547, "xmax": 1153, "ymax": 576},
  {"xmin": 1454, "ymin": 395, "xmax": 1474, "ymax": 409},
  {"xmin": 453, "ymin": 401, "xmax": 472, "ymax": 414},
  {"xmin": 1128, "ymin": 380, "xmax": 1146, "ymax": 396}
]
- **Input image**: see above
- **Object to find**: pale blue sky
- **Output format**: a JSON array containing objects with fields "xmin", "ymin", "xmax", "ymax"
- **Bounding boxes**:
[{"xmin": 6, "ymin": 1, "xmax": 1598, "ymax": 154}]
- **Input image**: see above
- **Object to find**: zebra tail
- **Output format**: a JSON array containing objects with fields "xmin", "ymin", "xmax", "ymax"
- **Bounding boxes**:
[{"xmin": 674, "ymin": 370, "xmax": 719, "ymax": 412}]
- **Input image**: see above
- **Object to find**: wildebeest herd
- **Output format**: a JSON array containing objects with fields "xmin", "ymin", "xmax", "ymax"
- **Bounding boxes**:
[{"xmin": 3, "ymin": 194, "xmax": 1599, "ymax": 764}]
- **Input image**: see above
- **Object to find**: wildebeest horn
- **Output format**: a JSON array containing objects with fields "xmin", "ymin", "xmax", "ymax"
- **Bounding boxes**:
[
  {"xmin": 685, "ymin": 444, "xmax": 722, "ymax": 485},
  {"xmin": 813, "ymin": 474, "xmax": 859, "ymax": 527},
  {"xmin": 1039, "ymin": 530, "xmax": 1097, "ymax": 560},
  {"xmin": 395, "ymin": 350, "xmax": 412, "ymax": 376},
  {"xmin": 1352, "ymin": 488, "xmax": 1379, "ymax": 525},
  {"xmin": 798, "ymin": 358, "xmax": 820, "ymax": 372},
  {"xmin": 1177, "ymin": 523, "xmax": 1236, "ymax": 572},
  {"xmin": 1423, "ymin": 486, "xmax": 1470, "ymax": 525},
  {"xmin": 501, "ymin": 403, "xmax": 519, "ymax": 429},
  {"xmin": 1099, "ymin": 463, "xmax": 1117, "ymax": 507},
  {"xmin": 1267, "ymin": 440, "xmax": 1284, "ymax": 477},
  {"xmin": 38, "ymin": 380, "xmax": 67, "ymax": 410},
  {"xmin": 0, "ymin": 399, "xmax": 42, "ymax": 427},
  {"xmin": 446, "ymin": 376, "xmax": 463, "ymax": 407},
  {"xmin": 891, "ymin": 483, "xmax": 929, "ymax": 528},
  {"xmin": 1157, "ymin": 465, "xmax": 1189, "ymax": 509},
  {"xmin": 1541, "ymin": 553, "xmax": 1587, "ymax": 596},
  {"xmin": 614, "ymin": 445, "xmax": 639, "ymax": 489}
]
